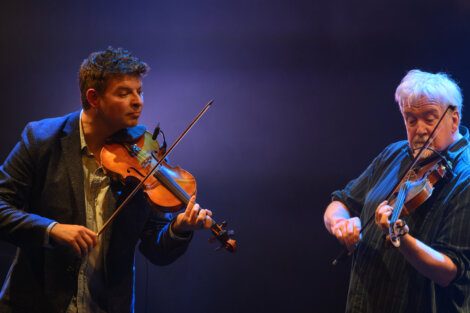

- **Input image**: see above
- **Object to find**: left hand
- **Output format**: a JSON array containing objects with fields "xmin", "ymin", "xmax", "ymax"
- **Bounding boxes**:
[
  {"xmin": 375, "ymin": 200, "xmax": 393, "ymax": 232},
  {"xmin": 172, "ymin": 195, "xmax": 213, "ymax": 233}
]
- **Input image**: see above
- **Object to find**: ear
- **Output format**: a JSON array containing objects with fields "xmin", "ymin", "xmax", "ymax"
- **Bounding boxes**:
[
  {"xmin": 451, "ymin": 109, "xmax": 460, "ymax": 133},
  {"xmin": 85, "ymin": 88, "xmax": 100, "ymax": 109}
]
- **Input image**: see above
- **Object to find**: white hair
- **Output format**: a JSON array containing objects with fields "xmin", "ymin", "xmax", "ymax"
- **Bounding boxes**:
[{"xmin": 395, "ymin": 69, "xmax": 463, "ymax": 116}]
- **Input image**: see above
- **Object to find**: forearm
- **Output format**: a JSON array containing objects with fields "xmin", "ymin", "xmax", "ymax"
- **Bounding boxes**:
[
  {"xmin": 139, "ymin": 213, "xmax": 192, "ymax": 266},
  {"xmin": 324, "ymin": 201, "xmax": 352, "ymax": 234},
  {"xmin": 0, "ymin": 202, "xmax": 55, "ymax": 248},
  {"xmin": 399, "ymin": 234, "xmax": 457, "ymax": 287}
]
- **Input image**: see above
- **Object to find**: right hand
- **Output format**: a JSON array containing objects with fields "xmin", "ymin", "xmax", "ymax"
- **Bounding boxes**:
[
  {"xmin": 331, "ymin": 217, "xmax": 362, "ymax": 252},
  {"xmin": 49, "ymin": 223, "xmax": 98, "ymax": 257}
]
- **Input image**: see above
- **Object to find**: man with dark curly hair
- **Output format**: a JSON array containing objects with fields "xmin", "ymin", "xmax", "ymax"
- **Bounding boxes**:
[{"xmin": 0, "ymin": 47, "xmax": 211, "ymax": 313}]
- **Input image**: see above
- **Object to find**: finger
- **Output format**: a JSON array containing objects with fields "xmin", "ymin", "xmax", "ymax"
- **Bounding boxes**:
[
  {"xmin": 189, "ymin": 203, "xmax": 200, "ymax": 223},
  {"xmin": 75, "ymin": 237, "xmax": 89, "ymax": 257},
  {"xmin": 376, "ymin": 200, "xmax": 389, "ymax": 213},
  {"xmin": 71, "ymin": 242, "xmax": 82, "ymax": 257},
  {"xmin": 353, "ymin": 222, "xmax": 360, "ymax": 243},
  {"xmin": 347, "ymin": 220, "xmax": 354, "ymax": 235},
  {"xmin": 379, "ymin": 200, "xmax": 388, "ymax": 207},
  {"xmin": 185, "ymin": 196, "xmax": 196, "ymax": 216},
  {"xmin": 375, "ymin": 209, "xmax": 381, "ymax": 223},
  {"xmin": 74, "ymin": 226, "xmax": 97, "ymax": 246},
  {"xmin": 205, "ymin": 209, "xmax": 213, "ymax": 217},
  {"xmin": 344, "ymin": 221, "xmax": 355, "ymax": 247},
  {"xmin": 82, "ymin": 232, "xmax": 96, "ymax": 250},
  {"xmin": 335, "ymin": 229, "xmax": 346, "ymax": 246},
  {"xmin": 195, "ymin": 208, "xmax": 207, "ymax": 227},
  {"xmin": 352, "ymin": 217, "xmax": 362, "ymax": 232},
  {"xmin": 197, "ymin": 210, "xmax": 213, "ymax": 229},
  {"xmin": 204, "ymin": 215, "xmax": 213, "ymax": 228},
  {"xmin": 377, "ymin": 206, "xmax": 388, "ymax": 221},
  {"xmin": 380, "ymin": 211, "xmax": 392, "ymax": 228},
  {"xmin": 79, "ymin": 226, "xmax": 97, "ymax": 241},
  {"xmin": 337, "ymin": 223, "xmax": 348, "ymax": 243},
  {"xmin": 334, "ymin": 228, "xmax": 343, "ymax": 240},
  {"xmin": 376, "ymin": 205, "xmax": 391, "ymax": 224}
]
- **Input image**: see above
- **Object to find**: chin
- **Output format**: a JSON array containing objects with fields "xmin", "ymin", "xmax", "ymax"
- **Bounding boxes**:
[{"xmin": 125, "ymin": 118, "xmax": 140, "ymax": 127}]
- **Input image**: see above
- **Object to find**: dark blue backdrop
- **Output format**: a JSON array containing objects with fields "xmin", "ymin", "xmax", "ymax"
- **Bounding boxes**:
[{"xmin": 1, "ymin": 1, "xmax": 470, "ymax": 312}]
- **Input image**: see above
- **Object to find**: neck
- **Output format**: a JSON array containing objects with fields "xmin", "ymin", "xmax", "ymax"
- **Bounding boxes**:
[
  {"xmin": 453, "ymin": 131, "xmax": 463, "ymax": 143},
  {"xmin": 81, "ymin": 109, "xmax": 117, "ymax": 155}
]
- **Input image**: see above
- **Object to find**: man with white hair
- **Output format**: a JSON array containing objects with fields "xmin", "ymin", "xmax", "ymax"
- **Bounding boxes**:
[{"xmin": 324, "ymin": 70, "xmax": 470, "ymax": 312}]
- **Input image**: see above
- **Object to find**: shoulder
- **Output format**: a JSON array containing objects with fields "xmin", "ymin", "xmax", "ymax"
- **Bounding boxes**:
[
  {"xmin": 382, "ymin": 140, "xmax": 409, "ymax": 155},
  {"xmin": 451, "ymin": 145, "xmax": 470, "ymax": 186},
  {"xmin": 22, "ymin": 111, "xmax": 80, "ymax": 145},
  {"xmin": 373, "ymin": 140, "xmax": 409, "ymax": 165}
]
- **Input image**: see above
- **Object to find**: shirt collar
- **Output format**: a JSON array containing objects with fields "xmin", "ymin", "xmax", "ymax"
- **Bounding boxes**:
[
  {"xmin": 443, "ymin": 126, "xmax": 470, "ymax": 163},
  {"xmin": 79, "ymin": 110, "xmax": 93, "ymax": 156},
  {"xmin": 405, "ymin": 126, "xmax": 470, "ymax": 165}
]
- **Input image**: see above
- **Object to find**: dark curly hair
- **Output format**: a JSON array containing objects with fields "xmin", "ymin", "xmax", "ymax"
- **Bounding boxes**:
[{"xmin": 79, "ymin": 47, "xmax": 150, "ymax": 109}]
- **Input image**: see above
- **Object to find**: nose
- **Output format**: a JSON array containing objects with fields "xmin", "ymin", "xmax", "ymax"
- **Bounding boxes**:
[
  {"xmin": 415, "ymin": 120, "xmax": 429, "ymax": 137},
  {"xmin": 131, "ymin": 93, "xmax": 143, "ymax": 111}
]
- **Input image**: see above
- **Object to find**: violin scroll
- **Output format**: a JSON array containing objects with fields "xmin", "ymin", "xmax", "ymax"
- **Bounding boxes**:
[{"xmin": 209, "ymin": 221, "xmax": 237, "ymax": 253}]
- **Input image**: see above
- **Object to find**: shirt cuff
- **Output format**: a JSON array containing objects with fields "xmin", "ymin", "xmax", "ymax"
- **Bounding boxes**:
[
  {"xmin": 168, "ymin": 221, "xmax": 192, "ymax": 241},
  {"xmin": 44, "ymin": 221, "xmax": 58, "ymax": 248}
]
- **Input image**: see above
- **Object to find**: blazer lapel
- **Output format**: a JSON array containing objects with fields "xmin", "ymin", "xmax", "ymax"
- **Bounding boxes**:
[{"xmin": 60, "ymin": 111, "xmax": 86, "ymax": 226}]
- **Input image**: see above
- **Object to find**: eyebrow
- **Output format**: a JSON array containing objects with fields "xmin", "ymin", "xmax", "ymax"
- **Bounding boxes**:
[
  {"xmin": 404, "ymin": 108, "xmax": 440, "ymax": 115},
  {"xmin": 116, "ymin": 86, "xmax": 132, "ymax": 91}
]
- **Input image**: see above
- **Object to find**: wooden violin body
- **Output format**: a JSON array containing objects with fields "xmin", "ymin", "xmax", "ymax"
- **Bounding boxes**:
[
  {"xmin": 101, "ymin": 132, "xmax": 197, "ymax": 212},
  {"xmin": 387, "ymin": 157, "xmax": 449, "ymax": 247},
  {"xmin": 100, "ymin": 131, "xmax": 237, "ymax": 253},
  {"xmin": 389, "ymin": 158, "xmax": 448, "ymax": 216}
]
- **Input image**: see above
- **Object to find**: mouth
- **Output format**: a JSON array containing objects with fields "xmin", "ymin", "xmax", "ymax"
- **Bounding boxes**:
[
  {"xmin": 127, "ymin": 112, "xmax": 141, "ymax": 118},
  {"xmin": 411, "ymin": 140, "xmax": 435, "ymax": 158},
  {"xmin": 413, "ymin": 142, "xmax": 426, "ymax": 148},
  {"xmin": 412, "ymin": 138, "xmax": 429, "ymax": 148}
]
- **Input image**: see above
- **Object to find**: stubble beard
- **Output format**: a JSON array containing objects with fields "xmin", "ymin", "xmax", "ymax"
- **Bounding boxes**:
[{"xmin": 411, "ymin": 138, "xmax": 435, "ymax": 159}]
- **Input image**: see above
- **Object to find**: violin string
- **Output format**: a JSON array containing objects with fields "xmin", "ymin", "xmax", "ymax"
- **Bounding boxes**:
[
  {"xmin": 97, "ymin": 100, "xmax": 214, "ymax": 236},
  {"xmin": 332, "ymin": 105, "xmax": 454, "ymax": 265},
  {"xmin": 360, "ymin": 105, "xmax": 453, "ymax": 234}
]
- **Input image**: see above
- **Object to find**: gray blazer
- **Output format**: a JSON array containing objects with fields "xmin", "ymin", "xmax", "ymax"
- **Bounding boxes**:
[{"xmin": 0, "ymin": 111, "xmax": 190, "ymax": 313}]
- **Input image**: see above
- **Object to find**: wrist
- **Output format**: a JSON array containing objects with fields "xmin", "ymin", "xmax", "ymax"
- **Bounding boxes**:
[
  {"xmin": 170, "ymin": 220, "xmax": 192, "ymax": 237},
  {"xmin": 390, "ymin": 219, "xmax": 409, "ymax": 248}
]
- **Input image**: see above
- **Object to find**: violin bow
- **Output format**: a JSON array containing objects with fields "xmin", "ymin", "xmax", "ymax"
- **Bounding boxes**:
[
  {"xmin": 332, "ymin": 105, "xmax": 454, "ymax": 265},
  {"xmin": 98, "ymin": 100, "xmax": 213, "ymax": 236}
]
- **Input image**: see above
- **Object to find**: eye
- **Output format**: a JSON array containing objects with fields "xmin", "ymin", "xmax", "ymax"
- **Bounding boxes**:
[
  {"xmin": 117, "ymin": 91, "xmax": 130, "ymax": 97},
  {"xmin": 406, "ymin": 116, "xmax": 417, "ymax": 125},
  {"xmin": 425, "ymin": 114, "xmax": 438, "ymax": 124}
]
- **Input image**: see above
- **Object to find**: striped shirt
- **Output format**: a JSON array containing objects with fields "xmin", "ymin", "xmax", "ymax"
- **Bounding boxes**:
[{"xmin": 332, "ymin": 127, "xmax": 470, "ymax": 313}]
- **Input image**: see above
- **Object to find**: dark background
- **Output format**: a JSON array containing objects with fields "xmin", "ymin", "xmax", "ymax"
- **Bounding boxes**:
[{"xmin": 1, "ymin": 1, "xmax": 470, "ymax": 312}]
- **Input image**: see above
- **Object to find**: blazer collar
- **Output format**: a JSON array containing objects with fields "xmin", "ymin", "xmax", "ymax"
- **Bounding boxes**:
[{"xmin": 60, "ymin": 111, "xmax": 86, "ymax": 226}]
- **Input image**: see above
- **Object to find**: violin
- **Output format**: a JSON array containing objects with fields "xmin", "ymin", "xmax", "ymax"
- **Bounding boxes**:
[
  {"xmin": 97, "ymin": 101, "xmax": 237, "ymax": 253},
  {"xmin": 331, "ymin": 105, "xmax": 454, "ymax": 265},
  {"xmin": 387, "ymin": 154, "xmax": 450, "ymax": 247}
]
